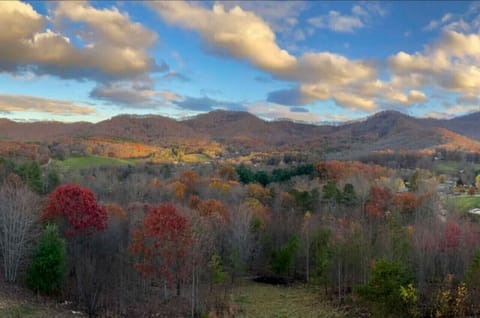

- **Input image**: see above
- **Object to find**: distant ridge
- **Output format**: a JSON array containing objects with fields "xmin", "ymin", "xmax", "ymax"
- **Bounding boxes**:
[{"xmin": 0, "ymin": 110, "xmax": 479, "ymax": 153}]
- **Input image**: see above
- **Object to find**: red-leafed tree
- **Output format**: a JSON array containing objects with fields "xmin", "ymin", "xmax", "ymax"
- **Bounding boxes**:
[
  {"xmin": 468, "ymin": 186, "xmax": 476, "ymax": 196},
  {"xmin": 366, "ymin": 187, "xmax": 392, "ymax": 217},
  {"xmin": 130, "ymin": 204, "xmax": 192, "ymax": 294},
  {"xmin": 43, "ymin": 184, "xmax": 108, "ymax": 316},
  {"xmin": 443, "ymin": 220, "xmax": 460, "ymax": 249},
  {"xmin": 42, "ymin": 184, "xmax": 107, "ymax": 236}
]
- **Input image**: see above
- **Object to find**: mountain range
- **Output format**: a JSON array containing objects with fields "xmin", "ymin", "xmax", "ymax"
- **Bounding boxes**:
[{"xmin": 0, "ymin": 110, "xmax": 479, "ymax": 156}]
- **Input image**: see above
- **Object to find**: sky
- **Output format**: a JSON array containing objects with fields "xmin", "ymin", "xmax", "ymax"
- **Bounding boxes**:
[{"xmin": 0, "ymin": 0, "xmax": 480, "ymax": 123}]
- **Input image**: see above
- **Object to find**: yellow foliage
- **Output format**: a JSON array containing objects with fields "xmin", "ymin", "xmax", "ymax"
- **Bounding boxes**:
[
  {"xmin": 209, "ymin": 179, "xmax": 231, "ymax": 194},
  {"xmin": 228, "ymin": 180, "xmax": 240, "ymax": 186},
  {"xmin": 149, "ymin": 178, "xmax": 161, "ymax": 187},
  {"xmin": 244, "ymin": 198, "xmax": 271, "ymax": 225},
  {"xmin": 247, "ymin": 183, "xmax": 271, "ymax": 204},
  {"xmin": 400, "ymin": 283, "xmax": 419, "ymax": 318},
  {"xmin": 175, "ymin": 182, "xmax": 186, "ymax": 200},
  {"xmin": 406, "ymin": 225, "xmax": 415, "ymax": 235},
  {"xmin": 454, "ymin": 282, "xmax": 468, "ymax": 318}
]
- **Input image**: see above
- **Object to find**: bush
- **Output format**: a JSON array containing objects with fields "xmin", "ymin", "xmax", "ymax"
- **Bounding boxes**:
[
  {"xmin": 26, "ymin": 224, "xmax": 66, "ymax": 294},
  {"xmin": 356, "ymin": 259, "xmax": 413, "ymax": 317}
]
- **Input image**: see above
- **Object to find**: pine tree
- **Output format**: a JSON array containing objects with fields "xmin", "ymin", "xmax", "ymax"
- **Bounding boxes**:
[{"xmin": 26, "ymin": 224, "xmax": 66, "ymax": 294}]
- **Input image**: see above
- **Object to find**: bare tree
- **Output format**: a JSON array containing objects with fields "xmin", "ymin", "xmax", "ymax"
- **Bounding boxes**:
[{"xmin": 0, "ymin": 174, "xmax": 40, "ymax": 282}]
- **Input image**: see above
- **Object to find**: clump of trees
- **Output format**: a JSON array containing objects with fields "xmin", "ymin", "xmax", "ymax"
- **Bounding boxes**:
[
  {"xmin": 236, "ymin": 164, "xmax": 315, "ymax": 186},
  {"xmin": 1, "ymin": 156, "xmax": 480, "ymax": 317}
]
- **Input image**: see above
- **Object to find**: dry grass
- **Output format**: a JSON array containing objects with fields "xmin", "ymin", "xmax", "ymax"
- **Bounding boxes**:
[
  {"xmin": 0, "ymin": 282, "xmax": 82, "ymax": 318},
  {"xmin": 232, "ymin": 281, "xmax": 346, "ymax": 318}
]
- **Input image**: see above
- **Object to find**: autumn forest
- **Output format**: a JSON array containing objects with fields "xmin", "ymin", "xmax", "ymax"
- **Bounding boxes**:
[{"xmin": 0, "ymin": 110, "xmax": 478, "ymax": 318}]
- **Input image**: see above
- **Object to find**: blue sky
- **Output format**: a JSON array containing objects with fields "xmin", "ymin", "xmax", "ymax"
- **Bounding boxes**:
[{"xmin": 0, "ymin": 1, "xmax": 479, "ymax": 123}]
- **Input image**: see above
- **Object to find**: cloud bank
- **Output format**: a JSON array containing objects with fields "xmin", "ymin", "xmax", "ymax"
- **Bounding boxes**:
[
  {"xmin": 151, "ymin": 1, "xmax": 429, "ymax": 113},
  {"xmin": 0, "ymin": 94, "xmax": 96, "ymax": 115}
]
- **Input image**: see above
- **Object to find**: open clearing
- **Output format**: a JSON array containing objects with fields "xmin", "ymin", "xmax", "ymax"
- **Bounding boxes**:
[
  {"xmin": 447, "ymin": 195, "xmax": 480, "ymax": 213},
  {"xmin": 232, "ymin": 281, "xmax": 346, "ymax": 318},
  {"xmin": 55, "ymin": 156, "xmax": 136, "ymax": 170},
  {"xmin": 433, "ymin": 161, "xmax": 480, "ymax": 174},
  {"xmin": 0, "ymin": 282, "xmax": 81, "ymax": 318},
  {"xmin": 182, "ymin": 153, "xmax": 210, "ymax": 163}
]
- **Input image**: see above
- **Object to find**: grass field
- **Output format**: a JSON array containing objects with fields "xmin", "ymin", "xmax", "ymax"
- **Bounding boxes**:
[
  {"xmin": 0, "ymin": 303, "xmax": 79, "ymax": 318},
  {"xmin": 182, "ymin": 153, "xmax": 210, "ymax": 163},
  {"xmin": 55, "ymin": 156, "xmax": 136, "ymax": 170},
  {"xmin": 447, "ymin": 195, "xmax": 480, "ymax": 213},
  {"xmin": 232, "ymin": 282, "xmax": 346, "ymax": 318},
  {"xmin": 433, "ymin": 161, "xmax": 480, "ymax": 174},
  {"xmin": 0, "ymin": 283, "xmax": 81, "ymax": 318}
]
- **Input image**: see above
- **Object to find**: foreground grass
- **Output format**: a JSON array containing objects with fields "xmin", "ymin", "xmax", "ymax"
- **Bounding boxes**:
[
  {"xmin": 0, "ymin": 287, "xmax": 81, "ymax": 318},
  {"xmin": 0, "ymin": 303, "xmax": 76, "ymax": 318},
  {"xmin": 56, "ymin": 155, "xmax": 136, "ymax": 170},
  {"xmin": 232, "ymin": 281, "xmax": 346, "ymax": 318},
  {"xmin": 448, "ymin": 195, "xmax": 480, "ymax": 213}
]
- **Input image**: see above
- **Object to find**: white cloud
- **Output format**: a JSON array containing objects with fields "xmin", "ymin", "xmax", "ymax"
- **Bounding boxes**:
[
  {"xmin": 90, "ymin": 83, "xmax": 161, "ymax": 107},
  {"xmin": 54, "ymin": 1, "xmax": 156, "ymax": 48},
  {"xmin": 389, "ymin": 30, "xmax": 480, "ymax": 96},
  {"xmin": 151, "ymin": 2, "xmax": 296, "ymax": 73},
  {"xmin": 246, "ymin": 102, "xmax": 320, "ymax": 122},
  {"xmin": 0, "ymin": 94, "xmax": 96, "ymax": 115},
  {"xmin": 90, "ymin": 79, "xmax": 187, "ymax": 108},
  {"xmin": 333, "ymin": 92, "xmax": 375, "ymax": 111},
  {"xmin": 424, "ymin": 104, "xmax": 480, "ymax": 119},
  {"xmin": 219, "ymin": 1, "xmax": 308, "ymax": 33},
  {"xmin": 308, "ymin": 10, "xmax": 364, "ymax": 33},
  {"xmin": 308, "ymin": 3, "xmax": 385, "ymax": 33},
  {"xmin": 0, "ymin": 1, "xmax": 159, "ymax": 81},
  {"xmin": 442, "ymin": 13, "xmax": 453, "ymax": 23},
  {"xmin": 423, "ymin": 20, "xmax": 439, "ymax": 31},
  {"xmin": 152, "ymin": 1, "xmax": 428, "ymax": 113}
]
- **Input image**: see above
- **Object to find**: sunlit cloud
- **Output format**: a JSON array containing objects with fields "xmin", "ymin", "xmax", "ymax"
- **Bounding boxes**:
[
  {"xmin": 0, "ymin": 1, "xmax": 161, "ymax": 81},
  {"xmin": 423, "ymin": 104, "xmax": 480, "ymax": 119},
  {"xmin": 0, "ymin": 94, "xmax": 96, "ymax": 115}
]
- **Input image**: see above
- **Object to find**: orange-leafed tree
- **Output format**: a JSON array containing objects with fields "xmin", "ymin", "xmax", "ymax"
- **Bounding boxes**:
[
  {"xmin": 366, "ymin": 187, "xmax": 392, "ymax": 217},
  {"xmin": 196, "ymin": 199, "xmax": 229, "ymax": 223},
  {"xmin": 316, "ymin": 161, "xmax": 345, "ymax": 181},
  {"xmin": 42, "ymin": 184, "xmax": 108, "ymax": 236},
  {"xmin": 130, "ymin": 204, "xmax": 192, "ymax": 294},
  {"xmin": 219, "ymin": 165, "xmax": 237, "ymax": 181},
  {"xmin": 393, "ymin": 192, "xmax": 420, "ymax": 214},
  {"xmin": 104, "ymin": 203, "xmax": 127, "ymax": 219},
  {"xmin": 179, "ymin": 169, "xmax": 199, "ymax": 193}
]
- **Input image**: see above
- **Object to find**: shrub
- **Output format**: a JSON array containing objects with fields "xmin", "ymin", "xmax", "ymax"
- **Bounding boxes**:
[{"xmin": 356, "ymin": 259, "xmax": 413, "ymax": 317}]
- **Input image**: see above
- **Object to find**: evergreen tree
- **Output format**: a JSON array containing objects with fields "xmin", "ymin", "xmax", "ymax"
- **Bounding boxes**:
[{"xmin": 26, "ymin": 224, "xmax": 66, "ymax": 294}]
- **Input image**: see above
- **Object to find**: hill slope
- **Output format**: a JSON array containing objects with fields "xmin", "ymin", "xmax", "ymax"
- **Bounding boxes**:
[{"xmin": 0, "ymin": 110, "xmax": 479, "ymax": 154}]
